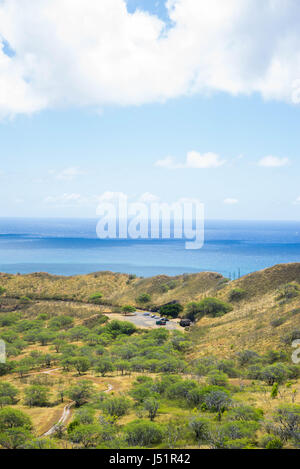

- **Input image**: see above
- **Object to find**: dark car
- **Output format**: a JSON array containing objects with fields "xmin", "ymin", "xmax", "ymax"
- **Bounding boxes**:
[
  {"xmin": 156, "ymin": 320, "xmax": 166, "ymax": 326},
  {"xmin": 179, "ymin": 319, "xmax": 192, "ymax": 327}
]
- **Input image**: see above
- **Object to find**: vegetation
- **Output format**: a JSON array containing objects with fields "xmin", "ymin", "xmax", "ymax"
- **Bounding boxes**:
[{"xmin": 0, "ymin": 264, "xmax": 300, "ymax": 449}]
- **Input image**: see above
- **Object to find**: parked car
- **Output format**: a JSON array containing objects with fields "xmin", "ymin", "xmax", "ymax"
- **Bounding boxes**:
[
  {"xmin": 156, "ymin": 320, "xmax": 166, "ymax": 326},
  {"xmin": 151, "ymin": 314, "xmax": 156, "ymax": 318},
  {"xmin": 179, "ymin": 319, "xmax": 192, "ymax": 327},
  {"xmin": 143, "ymin": 312, "xmax": 150, "ymax": 316}
]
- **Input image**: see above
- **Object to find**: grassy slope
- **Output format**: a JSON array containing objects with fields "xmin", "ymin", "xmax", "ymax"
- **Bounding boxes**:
[
  {"xmin": 190, "ymin": 263, "xmax": 300, "ymax": 358},
  {"xmin": 0, "ymin": 270, "xmax": 225, "ymax": 307}
]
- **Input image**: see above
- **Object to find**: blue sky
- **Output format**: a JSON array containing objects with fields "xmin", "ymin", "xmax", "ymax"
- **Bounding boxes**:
[{"xmin": 1, "ymin": 0, "xmax": 300, "ymax": 220}]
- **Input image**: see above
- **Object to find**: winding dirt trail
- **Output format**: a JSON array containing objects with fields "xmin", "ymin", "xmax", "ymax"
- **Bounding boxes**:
[{"xmin": 42, "ymin": 382, "xmax": 113, "ymax": 437}]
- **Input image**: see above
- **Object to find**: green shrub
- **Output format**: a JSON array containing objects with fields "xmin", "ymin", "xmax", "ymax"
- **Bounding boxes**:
[
  {"xmin": 89, "ymin": 293, "xmax": 103, "ymax": 303},
  {"xmin": 192, "ymin": 298, "xmax": 232, "ymax": 320},
  {"xmin": 137, "ymin": 293, "xmax": 151, "ymax": 304},
  {"xmin": 261, "ymin": 434, "xmax": 283, "ymax": 449},
  {"xmin": 125, "ymin": 420, "xmax": 163, "ymax": 447},
  {"xmin": 228, "ymin": 288, "xmax": 246, "ymax": 302}
]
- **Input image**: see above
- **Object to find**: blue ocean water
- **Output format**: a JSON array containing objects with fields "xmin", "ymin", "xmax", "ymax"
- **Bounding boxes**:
[{"xmin": 0, "ymin": 218, "xmax": 300, "ymax": 278}]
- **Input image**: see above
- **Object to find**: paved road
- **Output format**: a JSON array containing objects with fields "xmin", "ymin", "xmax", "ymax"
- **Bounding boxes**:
[{"xmin": 121, "ymin": 311, "xmax": 181, "ymax": 330}]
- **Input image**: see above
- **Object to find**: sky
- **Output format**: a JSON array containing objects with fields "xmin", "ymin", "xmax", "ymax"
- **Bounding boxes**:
[{"xmin": 0, "ymin": 0, "xmax": 300, "ymax": 220}]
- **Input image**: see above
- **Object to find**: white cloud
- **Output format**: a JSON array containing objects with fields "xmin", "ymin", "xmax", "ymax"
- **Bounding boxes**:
[
  {"xmin": 224, "ymin": 198, "xmax": 238, "ymax": 205},
  {"xmin": 1, "ymin": 0, "xmax": 300, "ymax": 116},
  {"xmin": 155, "ymin": 151, "xmax": 225, "ymax": 169},
  {"xmin": 258, "ymin": 155, "xmax": 290, "ymax": 167},
  {"xmin": 293, "ymin": 196, "xmax": 300, "ymax": 205},
  {"xmin": 55, "ymin": 167, "xmax": 85, "ymax": 181}
]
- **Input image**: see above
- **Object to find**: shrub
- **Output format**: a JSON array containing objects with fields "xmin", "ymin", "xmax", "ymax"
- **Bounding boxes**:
[
  {"xmin": 277, "ymin": 283, "xmax": 300, "ymax": 301},
  {"xmin": 67, "ymin": 381, "xmax": 94, "ymax": 407},
  {"xmin": 281, "ymin": 329, "xmax": 300, "ymax": 345},
  {"xmin": 194, "ymin": 298, "xmax": 233, "ymax": 319},
  {"xmin": 270, "ymin": 317, "xmax": 286, "ymax": 328},
  {"xmin": 189, "ymin": 417, "xmax": 209, "ymax": 443},
  {"xmin": 89, "ymin": 293, "xmax": 103, "ymax": 304},
  {"xmin": 101, "ymin": 396, "xmax": 131, "ymax": 418},
  {"xmin": 260, "ymin": 433, "xmax": 283, "ymax": 449},
  {"xmin": 125, "ymin": 420, "xmax": 163, "ymax": 447},
  {"xmin": 226, "ymin": 405, "xmax": 263, "ymax": 422},
  {"xmin": 137, "ymin": 293, "xmax": 151, "ymax": 304},
  {"xmin": 207, "ymin": 370, "xmax": 229, "ymax": 387},
  {"xmin": 228, "ymin": 288, "xmax": 246, "ymax": 302}
]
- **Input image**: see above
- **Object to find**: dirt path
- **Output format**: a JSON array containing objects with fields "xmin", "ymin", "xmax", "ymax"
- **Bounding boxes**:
[{"xmin": 42, "ymin": 382, "xmax": 113, "ymax": 437}]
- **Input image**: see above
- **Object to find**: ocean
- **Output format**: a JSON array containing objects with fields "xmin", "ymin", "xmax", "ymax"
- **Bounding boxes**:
[{"xmin": 0, "ymin": 218, "xmax": 300, "ymax": 278}]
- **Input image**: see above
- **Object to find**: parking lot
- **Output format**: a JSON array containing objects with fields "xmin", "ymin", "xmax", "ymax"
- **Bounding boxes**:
[{"xmin": 106, "ymin": 311, "xmax": 181, "ymax": 330}]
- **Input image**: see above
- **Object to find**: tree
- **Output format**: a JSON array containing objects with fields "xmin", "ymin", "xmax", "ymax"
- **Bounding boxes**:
[
  {"xmin": 272, "ymin": 405, "xmax": 300, "ymax": 442},
  {"xmin": 144, "ymin": 398, "xmax": 159, "ymax": 421},
  {"xmin": 0, "ymin": 428, "xmax": 32, "ymax": 449},
  {"xmin": 68, "ymin": 424, "xmax": 102, "ymax": 448},
  {"xmin": 67, "ymin": 381, "xmax": 94, "ymax": 407},
  {"xmin": 0, "ymin": 382, "xmax": 19, "ymax": 407},
  {"xmin": 37, "ymin": 330, "xmax": 55, "ymax": 346},
  {"xmin": 159, "ymin": 303, "xmax": 183, "ymax": 318},
  {"xmin": 185, "ymin": 302, "xmax": 202, "ymax": 321},
  {"xmin": 24, "ymin": 385, "xmax": 50, "ymax": 407},
  {"xmin": 121, "ymin": 305, "xmax": 136, "ymax": 316},
  {"xmin": 101, "ymin": 396, "xmax": 131, "ymax": 418},
  {"xmin": 261, "ymin": 364, "xmax": 288, "ymax": 385},
  {"xmin": 0, "ymin": 286, "xmax": 5, "ymax": 296},
  {"xmin": 95, "ymin": 358, "xmax": 114, "ymax": 377},
  {"xmin": 204, "ymin": 391, "xmax": 232, "ymax": 421},
  {"xmin": 72, "ymin": 357, "xmax": 91, "ymax": 376},
  {"xmin": 0, "ymin": 407, "xmax": 32, "ymax": 431}
]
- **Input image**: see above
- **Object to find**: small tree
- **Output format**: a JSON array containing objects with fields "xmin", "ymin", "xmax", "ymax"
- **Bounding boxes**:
[
  {"xmin": 0, "ymin": 382, "xmax": 19, "ymax": 406},
  {"xmin": 0, "ymin": 407, "xmax": 32, "ymax": 431},
  {"xmin": 72, "ymin": 357, "xmax": 91, "ymax": 376},
  {"xmin": 24, "ymin": 385, "xmax": 50, "ymax": 408},
  {"xmin": 144, "ymin": 398, "xmax": 159, "ymax": 421},
  {"xmin": 205, "ymin": 391, "xmax": 232, "ymax": 421},
  {"xmin": 101, "ymin": 396, "xmax": 131, "ymax": 418},
  {"xmin": 159, "ymin": 303, "xmax": 183, "ymax": 318},
  {"xmin": 95, "ymin": 358, "xmax": 114, "ymax": 377},
  {"xmin": 68, "ymin": 424, "xmax": 102, "ymax": 448},
  {"xmin": 67, "ymin": 381, "xmax": 94, "ymax": 407},
  {"xmin": 121, "ymin": 305, "xmax": 136, "ymax": 316}
]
